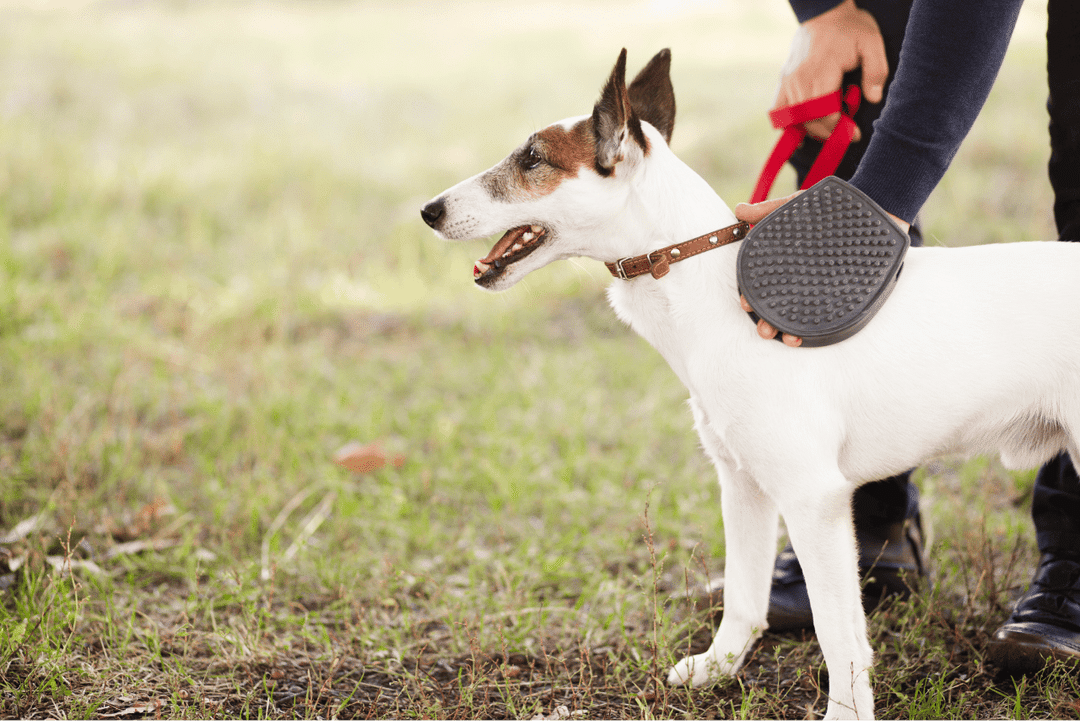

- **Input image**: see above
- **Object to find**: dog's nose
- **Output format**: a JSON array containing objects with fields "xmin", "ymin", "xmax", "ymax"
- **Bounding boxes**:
[{"xmin": 421, "ymin": 199, "xmax": 445, "ymax": 228}]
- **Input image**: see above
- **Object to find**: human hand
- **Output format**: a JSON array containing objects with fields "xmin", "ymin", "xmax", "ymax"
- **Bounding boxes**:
[
  {"xmin": 734, "ymin": 192, "xmax": 910, "ymax": 347},
  {"xmin": 775, "ymin": 0, "xmax": 888, "ymax": 141},
  {"xmin": 736, "ymin": 193, "xmax": 910, "ymax": 235}
]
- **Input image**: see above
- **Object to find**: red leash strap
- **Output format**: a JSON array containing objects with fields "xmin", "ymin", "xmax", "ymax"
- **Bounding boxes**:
[{"xmin": 749, "ymin": 85, "xmax": 861, "ymax": 204}]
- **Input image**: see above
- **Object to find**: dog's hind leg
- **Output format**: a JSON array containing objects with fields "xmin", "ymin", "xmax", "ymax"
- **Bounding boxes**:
[
  {"xmin": 669, "ymin": 401, "xmax": 778, "ymax": 687},
  {"xmin": 780, "ymin": 472, "xmax": 874, "ymax": 720}
]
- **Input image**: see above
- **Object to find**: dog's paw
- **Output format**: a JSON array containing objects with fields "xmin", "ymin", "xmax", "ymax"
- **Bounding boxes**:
[{"xmin": 667, "ymin": 652, "xmax": 725, "ymax": 688}]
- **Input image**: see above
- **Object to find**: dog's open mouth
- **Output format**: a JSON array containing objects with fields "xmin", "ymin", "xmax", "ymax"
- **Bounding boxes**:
[{"xmin": 473, "ymin": 225, "xmax": 548, "ymax": 284}]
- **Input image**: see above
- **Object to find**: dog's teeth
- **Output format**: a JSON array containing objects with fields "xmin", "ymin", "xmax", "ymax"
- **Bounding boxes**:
[
  {"xmin": 531, "ymin": 225, "xmax": 543, "ymax": 233},
  {"xmin": 473, "ymin": 260, "xmax": 490, "ymax": 278},
  {"xmin": 522, "ymin": 232, "xmax": 535, "ymax": 242},
  {"xmin": 512, "ymin": 243, "xmax": 523, "ymax": 252}
]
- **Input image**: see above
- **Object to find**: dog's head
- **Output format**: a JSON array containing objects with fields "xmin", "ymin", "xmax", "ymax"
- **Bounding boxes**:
[{"xmin": 421, "ymin": 49, "xmax": 677, "ymax": 291}]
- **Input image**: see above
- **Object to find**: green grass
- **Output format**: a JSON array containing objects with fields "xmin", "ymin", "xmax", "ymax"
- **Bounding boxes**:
[{"xmin": 0, "ymin": 0, "xmax": 1068, "ymax": 718}]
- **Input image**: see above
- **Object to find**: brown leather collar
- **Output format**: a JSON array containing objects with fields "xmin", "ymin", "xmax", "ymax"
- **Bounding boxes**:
[{"xmin": 605, "ymin": 221, "xmax": 750, "ymax": 280}]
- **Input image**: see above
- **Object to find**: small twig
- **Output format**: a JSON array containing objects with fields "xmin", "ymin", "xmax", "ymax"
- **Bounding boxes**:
[
  {"xmin": 281, "ymin": 491, "xmax": 337, "ymax": 563},
  {"xmin": 641, "ymin": 485, "xmax": 668, "ymax": 707},
  {"xmin": 61, "ymin": 517, "xmax": 83, "ymax": 642},
  {"xmin": 261, "ymin": 488, "xmax": 315, "ymax": 581},
  {"xmin": 483, "ymin": 607, "xmax": 579, "ymax": 620}
]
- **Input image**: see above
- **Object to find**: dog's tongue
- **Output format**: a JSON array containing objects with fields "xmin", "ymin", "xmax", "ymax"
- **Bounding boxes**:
[{"xmin": 480, "ymin": 226, "xmax": 528, "ymax": 264}]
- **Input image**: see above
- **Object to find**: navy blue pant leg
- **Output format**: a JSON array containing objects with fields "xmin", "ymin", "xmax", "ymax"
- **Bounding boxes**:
[
  {"xmin": 1047, "ymin": 0, "xmax": 1080, "ymax": 243},
  {"xmin": 1032, "ymin": 0, "xmax": 1080, "ymax": 556}
]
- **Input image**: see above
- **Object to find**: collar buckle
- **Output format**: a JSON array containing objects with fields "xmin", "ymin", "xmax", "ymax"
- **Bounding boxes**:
[{"xmin": 648, "ymin": 251, "xmax": 670, "ymax": 279}]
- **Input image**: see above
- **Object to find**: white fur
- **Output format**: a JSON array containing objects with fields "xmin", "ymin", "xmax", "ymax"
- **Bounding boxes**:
[{"xmin": 422, "ymin": 57, "xmax": 1080, "ymax": 720}]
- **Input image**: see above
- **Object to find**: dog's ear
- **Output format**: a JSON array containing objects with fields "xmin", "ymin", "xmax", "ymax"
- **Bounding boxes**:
[
  {"xmin": 593, "ymin": 48, "xmax": 648, "ymax": 174},
  {"xmin": 628, "ymin": 48, "xmax": 675, "ymax": 143}
]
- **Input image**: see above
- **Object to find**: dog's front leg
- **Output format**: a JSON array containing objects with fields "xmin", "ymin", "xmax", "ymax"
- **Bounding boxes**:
[
  {"xmin": 781, "ymin": 478, "xmax": 874, "ymax": 720},
  {"xmin": 668, "ymin": 461, "xmax": 778, "ymax": 687}
]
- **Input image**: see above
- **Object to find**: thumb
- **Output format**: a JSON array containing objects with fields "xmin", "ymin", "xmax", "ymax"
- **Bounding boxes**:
[{"xmin": 736, "ymin": 191, "xmax": 802, "ymax": 224}]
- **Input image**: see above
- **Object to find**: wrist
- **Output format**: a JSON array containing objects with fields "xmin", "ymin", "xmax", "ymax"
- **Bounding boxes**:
[{"xmin": 805, "ymin": 0, "xmax": 859, "ymax": 30}]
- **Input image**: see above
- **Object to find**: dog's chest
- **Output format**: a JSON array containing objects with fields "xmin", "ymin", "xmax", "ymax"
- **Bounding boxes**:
[
  {"xmin": 607, "ymin": 282, "xmax": 692, "ymax": 378},
  {"xmin": 606, "ymin": 280, "xmax": 737, "ymax": 402}
]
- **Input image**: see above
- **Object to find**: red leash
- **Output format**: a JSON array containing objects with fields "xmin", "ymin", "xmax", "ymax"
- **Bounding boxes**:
[{"xmin": 749, "ymin": 85, "xmax": 861, "ymax": 204}]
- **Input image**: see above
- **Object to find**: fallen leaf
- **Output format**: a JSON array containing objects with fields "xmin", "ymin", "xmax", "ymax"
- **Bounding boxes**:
[
  {"xmin": 334, "ymin": 441, "xmax": 405, "ymax": 473},
  {"xmin": 193, "ymin": 548, "xmax": 217, "ymax": 562},
  {"xmin": 46, "ymin": 556, "xmax": 105, "ymax": 576},
  {"xmin": 0, "ymin": 513, "xmax": 47, "ymax": 544},
  {"xmin": 531, "ymin": 705, "xmax": 571, "ymax": 721},
  {"xmin": 106, "ymin": 539, "xmax": 178, "ymax": 559},
  {"xmin": 101, "ymin": 699, "xmax": 163, "ymax": 718}
]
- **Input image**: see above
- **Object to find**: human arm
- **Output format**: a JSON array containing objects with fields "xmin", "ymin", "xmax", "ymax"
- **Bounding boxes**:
[
  {"xmin": 847, "ymin": 0, "xmax": 1025, "ymax": 224},
  {"xmin": 783, "ymin": 0, "xmax": 1026, "ymax": 224},
  {"xmin": 741, "ymin": 0, "xmax": 1024, "ymax": 344}
]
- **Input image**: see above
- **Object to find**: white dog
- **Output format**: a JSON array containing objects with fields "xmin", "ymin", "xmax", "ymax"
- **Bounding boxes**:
[{"xmin": 421, "ymin": 49, "xmax": 1080, "ymax": 719}]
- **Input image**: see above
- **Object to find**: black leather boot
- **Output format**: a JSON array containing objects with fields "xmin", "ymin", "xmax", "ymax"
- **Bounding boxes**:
[
  {"xmin": 987, "ymin": 552, "xmax": 1080, "ymax": 673},
  {"xmin": 767, "ymin": 512, "xmax": 927, "ymax": 632}
]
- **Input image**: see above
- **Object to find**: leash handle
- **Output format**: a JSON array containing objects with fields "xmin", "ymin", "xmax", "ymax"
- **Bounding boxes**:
[{"xmin": 749, "ymin": 85, "xmax": 861, "ymax": 204}]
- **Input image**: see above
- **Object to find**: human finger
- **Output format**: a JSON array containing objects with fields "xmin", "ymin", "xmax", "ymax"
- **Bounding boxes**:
[
  {"xmin": 806, "ymin": 115, "xmax": 863, "ymax": 143},
  {"xmin": 858, "ymin": 28, "xmax": 889, "ymax": 103},
  {"xmin": 803, "ymin": 113, "xmax": 841, "ymax": 142},
  {"xmin": 735, "ymin": 191, "xmax": 802, "ymax": 225}
]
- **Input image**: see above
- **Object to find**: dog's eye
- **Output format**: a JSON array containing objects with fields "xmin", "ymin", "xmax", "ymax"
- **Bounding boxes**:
[{"xmin": 522, "ymin": 146, "xmax": 544, "ymax": 171}]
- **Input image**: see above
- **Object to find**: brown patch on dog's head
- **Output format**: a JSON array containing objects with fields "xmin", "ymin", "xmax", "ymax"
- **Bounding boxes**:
[
  {"xmin": 478, "ymin": 49, "xmax": 677, "ymax": 201},
  {"xmin": 537, "ymin": 120, "xmax": 598, "ymax": 180},
  {"xmin": 481, "ymin": 118, "xmax": 599, "ymax": 201}
]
